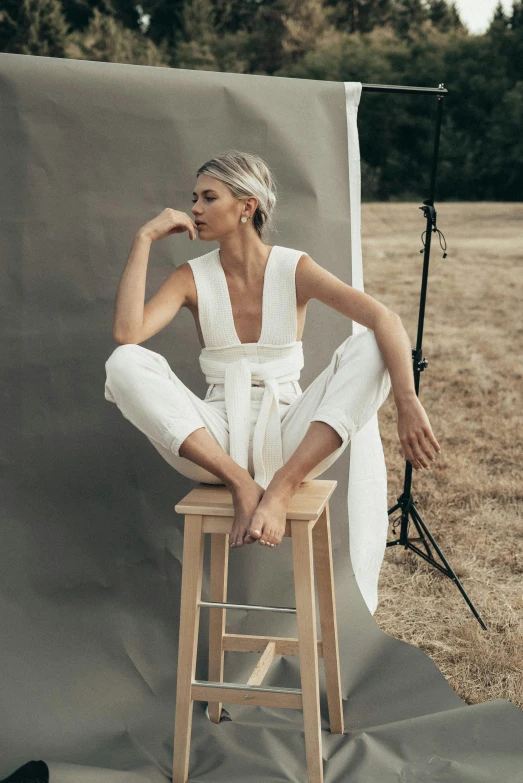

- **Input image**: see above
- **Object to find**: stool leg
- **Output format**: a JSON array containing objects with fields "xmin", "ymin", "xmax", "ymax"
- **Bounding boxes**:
[
  {"xmin": 312, "ymin": 504, "xmax": 345, "ymax": 734},
  {"xmin": 207, "ymin": 532, "xmax": 229, "ymax": 723},
  {"xmin": 291, "ymin": 520, "xmax": 324, "ymax": 783},
  {"xmin": 172, "ymin": 514, "xmax": 205, "ymax": 783}
]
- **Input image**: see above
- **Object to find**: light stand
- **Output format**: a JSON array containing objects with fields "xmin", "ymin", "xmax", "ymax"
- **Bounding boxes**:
[{"xmin": 362, "ymin": 82, "xmax": 487, "ymax": 630}]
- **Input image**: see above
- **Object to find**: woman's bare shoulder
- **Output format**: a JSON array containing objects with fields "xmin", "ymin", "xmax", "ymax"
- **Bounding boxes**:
[
  {"xmin": 295, "ymin": 252, "xmax": 321, "ymax": 305},
  {"xmin": 174, "ymin": 262, "xmax": 197, "ymax": 308}
]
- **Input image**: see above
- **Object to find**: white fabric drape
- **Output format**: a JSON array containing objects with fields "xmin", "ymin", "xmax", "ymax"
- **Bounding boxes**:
[{"xmin": 344, "ymin": 81, "xmax": 390, "ymax": 615}]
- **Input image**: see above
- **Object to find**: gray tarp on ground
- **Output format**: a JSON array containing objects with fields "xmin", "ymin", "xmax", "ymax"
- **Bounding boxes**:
[{"xmin": 0, "ymin": 52, "xmax": 522, "ymax": 782}]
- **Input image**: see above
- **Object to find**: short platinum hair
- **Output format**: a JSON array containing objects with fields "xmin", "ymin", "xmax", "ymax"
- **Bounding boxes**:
[{"xmin": 196, "ymin": 149, "xmax": 277, "ymax": 238}]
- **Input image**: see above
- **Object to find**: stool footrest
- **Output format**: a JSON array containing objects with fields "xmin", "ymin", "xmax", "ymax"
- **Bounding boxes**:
[
  {"xmin": 191, "ymin": 680, "xmax": 303, "ymax": 710},
  {"xmin": 223, "ymin": 632, "xmax": 324, "ymax": 658},
  {"xmin": 200, "ymin": 600, "xmax": 296, "ymax": 614},
  {"xmin": 193, "ymin": 679, "xmax": 302, "ymax": 694}
]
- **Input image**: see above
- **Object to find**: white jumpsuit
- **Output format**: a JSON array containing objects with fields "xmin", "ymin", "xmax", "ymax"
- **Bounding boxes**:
[{"xmin": 104, "ymin": 245, "xmax": 392, "ymax": 491}]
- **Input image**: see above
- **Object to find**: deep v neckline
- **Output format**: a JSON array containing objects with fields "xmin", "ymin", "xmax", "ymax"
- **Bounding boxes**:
[{"xmin": 216, "ymin": 245, "xmax": 276, "ymax": 346}]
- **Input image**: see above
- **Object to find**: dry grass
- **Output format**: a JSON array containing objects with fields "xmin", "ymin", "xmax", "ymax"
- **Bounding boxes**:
[{"xmin": 364, "ymin": 202, "xmax": 523, "ymax": 708}]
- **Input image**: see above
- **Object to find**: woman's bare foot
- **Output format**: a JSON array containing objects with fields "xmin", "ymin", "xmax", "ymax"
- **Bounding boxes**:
[
  {"xmin": 246, "ymin": 469, "xmax": 298, "ymax": 548},
  {"xmin": 229, "ymin": 474, "xmax": 265, "ymax": 548}
]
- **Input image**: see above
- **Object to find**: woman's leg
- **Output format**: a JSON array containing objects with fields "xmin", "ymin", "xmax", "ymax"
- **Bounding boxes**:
[
  {"xmin": 104, "ymin": 343, "xmax": 266, "ymax": 547},
  {"xmin": 104, "ymin": 344, "xmax": 233, "ymax": 483},
  {"xmin": 280, "ymin": 328, "xmax": 392, "ymax": 482},
  {"xmin": 245, "ymin": 329, "xmax": 392, "ymax": 547}
]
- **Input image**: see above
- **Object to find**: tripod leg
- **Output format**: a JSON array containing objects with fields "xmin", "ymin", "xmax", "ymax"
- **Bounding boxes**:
[
  {"xmin": 389, "ymin": 496, "xmax": 433, "ymax": 560},
  {"xmin": 409, "ymin": 505, "xmax": 487, "ymax": 630},
  {"xmin": 407, "ymin": 505, "xmax": 433, "ymax": 559}
]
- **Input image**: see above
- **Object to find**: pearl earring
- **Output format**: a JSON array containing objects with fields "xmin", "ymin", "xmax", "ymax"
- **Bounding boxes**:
[{"xmin": 241, "ymin": 216, "xmax": 248, "ymax": 223}]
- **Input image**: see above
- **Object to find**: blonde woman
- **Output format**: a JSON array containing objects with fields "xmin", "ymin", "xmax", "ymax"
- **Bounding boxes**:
[{"xmin": 104, "ymin": 150, "xmax": 440, "ymax": 550}]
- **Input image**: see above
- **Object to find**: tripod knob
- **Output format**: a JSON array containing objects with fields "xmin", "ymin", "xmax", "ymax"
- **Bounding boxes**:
[{"xmin": 412, "ymin": 349, "xmax": 428, "ymax": 372}]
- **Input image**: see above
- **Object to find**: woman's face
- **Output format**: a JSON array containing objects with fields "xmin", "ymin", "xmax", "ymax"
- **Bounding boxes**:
[{"xmin": 191, "ymin": 173, "xmax": 256, "ymax": 241}]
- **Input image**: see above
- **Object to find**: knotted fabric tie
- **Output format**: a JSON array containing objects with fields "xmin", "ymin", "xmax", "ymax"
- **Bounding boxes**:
[{"xmin": 199, "ymin": 343, "xmax": 304, "ymax": 489}]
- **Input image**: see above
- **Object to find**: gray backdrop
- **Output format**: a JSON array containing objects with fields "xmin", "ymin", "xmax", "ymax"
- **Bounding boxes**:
[{"xmin": 1, "ymin": 53, "xmax": 522, "ymax": 782}]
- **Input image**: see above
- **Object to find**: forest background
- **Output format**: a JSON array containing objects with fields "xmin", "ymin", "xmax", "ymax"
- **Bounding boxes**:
[{"xmin": 1, "ymin": 0, "xmax": 522, "ymax": 201}]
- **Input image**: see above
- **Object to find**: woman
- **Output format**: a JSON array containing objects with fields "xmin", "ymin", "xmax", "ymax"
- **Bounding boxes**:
[{"xmin": 104, "ymin": 150, "xmax": 440, "ymax": 551}]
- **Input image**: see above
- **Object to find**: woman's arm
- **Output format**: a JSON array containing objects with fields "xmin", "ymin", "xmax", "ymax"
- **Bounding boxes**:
[
  {"xmin": 296, "ymin": 253, "xmax": 441, "ymax": 471},
  {"xmin": 112, "ymin": 209, "xmax": 197, "ymax": 344},
  {"xmin": 112, "ymin": 231, "xmax": 153, "ymax": 344},
  {"xmin": 372, "ymin": 310, "xmax": 417, "ymax": 407},
  {"xmin": 373, "ymin": 311, "xmax": 441, "ymax": 471}
]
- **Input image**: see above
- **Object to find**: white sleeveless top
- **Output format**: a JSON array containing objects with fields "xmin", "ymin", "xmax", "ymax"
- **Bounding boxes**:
[{"xmin": 187, "ymin": 245, "xmax": 305, "ymax": 489}]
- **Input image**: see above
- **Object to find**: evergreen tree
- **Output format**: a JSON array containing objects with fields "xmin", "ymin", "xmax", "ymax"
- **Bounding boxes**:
[
  {"xmin": 118, "ymin": 0, "xmax": 191, "ymax": 50},
  {"xmin": 59, "ymin": 0, "xmax": 145, "ymax": 33},
  {"xmin": 246, "ymin": 0, "xmax": 288, "ymax": 73},
  {"xmin": 174, "ymin": 0, "xmax": 219, "ymax": 70},
  {"xmin": 483, "ymin": 81, "xmax": 523, "ymax": 199},
  {"xmin": 281, "ymin": 0, "xmax": 337, "ymax": 63},
  {"xmin": 212, "ymin": 0, "xmax": 272, "ymax": 35},
  {"xmin": 67, "ymin": 5, "xmax": 170, "ymax": 64},
  {"xmin": 60, "ymin": 0, "xmax": 188, "ymax": 48},
  {"xmin": 490, "ymin": 0, "xmax": 509, "ymax": 27},
  {"xmin": 0, "ymin": 0, "xmax": 69, "ymax": 56},
  {"xmin": 388, "ymin": 0, "xmax": 427, "ymax": 37},
  {"xmin": 427, "ymin": 0, "xmax": 463, "ymax": 32},
  {"xmin": 324, "ymin": 1, "xmax": 398, "ymax": 34},
  {"xmin": 505, "ymin": 1, "xmax": 523, "ymax": 86},
  {"xmin": 511, "ymin": 0, "xmax": 523, "ymax": 27}
]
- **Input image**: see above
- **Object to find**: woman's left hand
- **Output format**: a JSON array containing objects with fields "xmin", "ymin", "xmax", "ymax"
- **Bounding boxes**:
[{"xmin": 396, "ymin": 396, "xmax": 441, "ymax": 470}]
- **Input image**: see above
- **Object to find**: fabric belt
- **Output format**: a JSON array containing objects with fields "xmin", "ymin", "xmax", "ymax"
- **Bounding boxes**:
[{"xmin": 199, "ymin": 343, "xmax": 304, "ymax": 488}]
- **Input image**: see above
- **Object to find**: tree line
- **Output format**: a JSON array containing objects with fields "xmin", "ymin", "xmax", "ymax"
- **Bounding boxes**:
[{"xmin": 1, "ymin": 0, "xmax": 521, "ymax": 200}]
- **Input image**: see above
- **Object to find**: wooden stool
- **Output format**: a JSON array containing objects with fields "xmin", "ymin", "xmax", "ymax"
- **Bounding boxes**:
[{"xmin": 172, "ymin": 479, "xmax": 345, "ymax": 783}]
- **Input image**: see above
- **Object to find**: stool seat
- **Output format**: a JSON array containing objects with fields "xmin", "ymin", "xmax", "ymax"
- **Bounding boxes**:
[{"xmin": 172, "ymin": 479, "xmax": 345, "ymax": 783}]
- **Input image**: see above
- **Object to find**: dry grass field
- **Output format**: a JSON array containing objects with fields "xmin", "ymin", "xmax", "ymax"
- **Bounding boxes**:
[{"xmin": 363, "ymin": 202, "xmax": 523, "ymax": 709}]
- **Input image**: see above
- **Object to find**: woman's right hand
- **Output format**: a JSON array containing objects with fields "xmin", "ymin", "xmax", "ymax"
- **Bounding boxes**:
[{"xmin": 138, "ymin": 208, "xmax": 198, "ymax": 242}]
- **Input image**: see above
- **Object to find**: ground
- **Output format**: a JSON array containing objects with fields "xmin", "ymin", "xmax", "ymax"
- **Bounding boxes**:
[{"xmin": 364, "ymin": 202, "xmax": 523, "ymax": 709}]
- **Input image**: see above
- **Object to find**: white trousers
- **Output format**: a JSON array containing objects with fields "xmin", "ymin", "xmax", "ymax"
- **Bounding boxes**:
[{"xmin": 104, "ymin": 329, "xmax": 392, "ymax": 485}]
